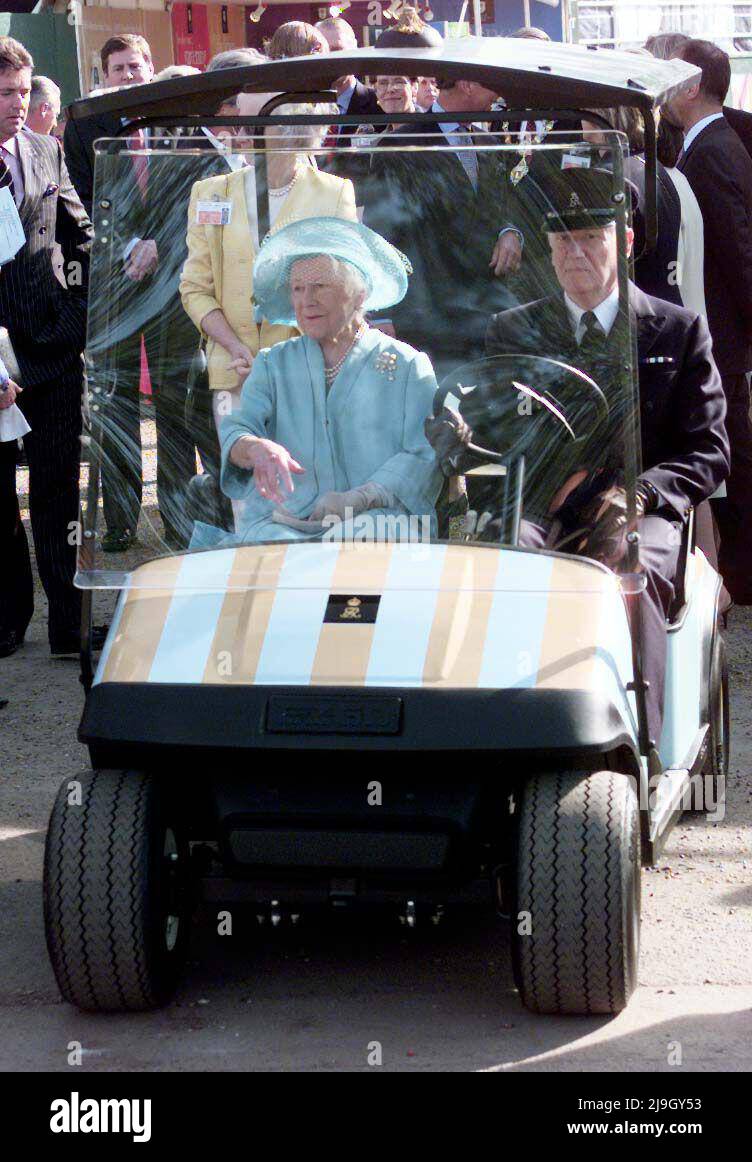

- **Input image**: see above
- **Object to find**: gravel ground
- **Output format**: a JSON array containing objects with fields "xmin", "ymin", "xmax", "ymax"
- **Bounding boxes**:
[{"xmin": 1, "ymin": 418, "xmax": 751, "ymax": 1071}]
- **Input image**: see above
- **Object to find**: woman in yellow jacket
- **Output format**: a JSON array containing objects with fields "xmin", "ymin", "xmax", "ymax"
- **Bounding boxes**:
[{"xmin": 180, "ymin": 98, "xmax": 358, "ymax": 403}]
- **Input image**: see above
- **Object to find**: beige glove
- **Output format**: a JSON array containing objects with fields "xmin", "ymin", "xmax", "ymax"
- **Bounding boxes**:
[{"xmin": 309, "ymin": 482, "xmax": 392, "ymax": 523}]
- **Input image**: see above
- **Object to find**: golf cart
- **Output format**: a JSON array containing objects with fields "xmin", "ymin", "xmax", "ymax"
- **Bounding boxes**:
[{"xmin": 43, "ymin": 39, "xmax": 728, "ymax": 1016}]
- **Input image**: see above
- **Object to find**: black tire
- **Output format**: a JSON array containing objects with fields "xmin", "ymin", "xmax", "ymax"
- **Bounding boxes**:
[
  {"xmin": 513, "ymin": 770, "xmax": 641, "ymax": 1016},
  {"xmin": 43, "ymin": 769, "xmax": 189, "ymax": 1012},
  {"xmin": 703, "ymin": 633, "xmax": 730, "ymax": 802}
]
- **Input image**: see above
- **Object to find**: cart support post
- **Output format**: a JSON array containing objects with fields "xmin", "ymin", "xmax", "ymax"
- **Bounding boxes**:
[{"xmin": 612, "ymin": 139, "xmax": 654, "ymax": 759}]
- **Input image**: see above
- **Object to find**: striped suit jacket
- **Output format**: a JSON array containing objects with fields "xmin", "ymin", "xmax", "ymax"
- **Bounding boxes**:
[{"xmin": 0, "ymin": 128, "xmax": 93, "ymax": 389}]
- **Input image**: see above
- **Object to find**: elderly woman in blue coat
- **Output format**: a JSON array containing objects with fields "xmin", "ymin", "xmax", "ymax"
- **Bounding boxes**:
[{"xmin": 209, "ymin": 216, "xmax": 442, "ymax": 543}]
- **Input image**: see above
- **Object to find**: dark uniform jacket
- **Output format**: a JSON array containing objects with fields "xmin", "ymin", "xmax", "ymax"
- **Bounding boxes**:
[
  {"xmin": 485, "ymin": 284, "xmax": 730, "ymax": 523},
  {"xmin": 361, "ymin": 120, "xmax": 523, "ymax": 378},
  {"xmin": 678, "ymin": 115, "xmax": 752, "ymax": 375},
  {"xmin": 0, "ymin": 128, "xmax": 93, "ymax": 389}
]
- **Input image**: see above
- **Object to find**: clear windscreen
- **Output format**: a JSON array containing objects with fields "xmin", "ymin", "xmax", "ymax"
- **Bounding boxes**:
[{"xmin": 78, "ymin": 119, "xmax": 639, "ymax": 592}]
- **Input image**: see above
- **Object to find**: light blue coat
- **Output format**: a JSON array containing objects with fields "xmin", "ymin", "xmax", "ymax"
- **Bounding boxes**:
[{"xmin": 213, "ymin": 328, "xmax": 442, "ymax": 544}]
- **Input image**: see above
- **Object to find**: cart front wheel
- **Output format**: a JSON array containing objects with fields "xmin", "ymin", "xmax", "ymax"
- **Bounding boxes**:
[
  {"xmin": 43, "ymin": 769, "xmax": 189, "ymax": 1012},
  {"xmin": 513, "ymin": 769, "xmax": 640, "ymax": 1016}
]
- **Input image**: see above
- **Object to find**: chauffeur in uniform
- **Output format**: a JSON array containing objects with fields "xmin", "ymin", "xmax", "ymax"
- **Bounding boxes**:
[{"xmin": 427, "ymin": 168, "xmax": 730, "ymax": 748}]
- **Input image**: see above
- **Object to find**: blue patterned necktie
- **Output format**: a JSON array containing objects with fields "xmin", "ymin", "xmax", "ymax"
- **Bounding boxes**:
[{"xmin": 455, "ymin": 124, "xmax": 479, "ymax": 190}]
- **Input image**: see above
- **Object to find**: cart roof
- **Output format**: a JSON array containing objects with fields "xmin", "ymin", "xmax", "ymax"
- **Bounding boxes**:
[{"xmin": 68, "ymin": 36, "xmax": 699, "ymax": 122}]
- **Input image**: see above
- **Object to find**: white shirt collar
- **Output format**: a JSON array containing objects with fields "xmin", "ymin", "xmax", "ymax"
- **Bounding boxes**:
[
  {"xmin": 518, "ymin": 120, "xmax": 547, "ymax": 143},
  {"xmin": 201, "ymin": 125, "xmax": 224, "ymax": 150},
  {"xmin": 0, "ymin": 134, "xmax": 18, "ymax": 156},
  {"xmin": 565, "ymin": 286, "xmax": 620, "ymax": 341},
  {"xmin": 431, "ymin": 100, "xmax": 465, "ymax": 137},
  {"xmin": 201, "ymin": 126, "xmax": 244, "ymax": 171},
  {"xmin": 683, "ymin": 111, "xmax": 724, "ymax": 154}
]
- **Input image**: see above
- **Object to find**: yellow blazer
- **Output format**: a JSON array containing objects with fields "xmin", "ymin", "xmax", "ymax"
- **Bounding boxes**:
[{"xmin": 180, "ymin": 166, "xmax": 357, "ymax": 391}]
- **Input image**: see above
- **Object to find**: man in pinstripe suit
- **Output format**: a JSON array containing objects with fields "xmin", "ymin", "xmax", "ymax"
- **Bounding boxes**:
[{"xmin": 0, "ymin": 37, "xmax": 98, "ymax": 658}]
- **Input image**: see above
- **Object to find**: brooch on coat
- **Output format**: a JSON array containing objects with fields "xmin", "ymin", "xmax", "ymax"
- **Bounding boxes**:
[{"xmin": 374, "ymin": 351, "xmax": 398, "ymax": 380}]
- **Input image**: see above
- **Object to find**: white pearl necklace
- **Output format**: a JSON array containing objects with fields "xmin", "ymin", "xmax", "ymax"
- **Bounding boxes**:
[
  {"xmin": 324, "ymin": 322, "xmax": 368, "ymax": 386},
  {"xmin": 269, "ymin": 164, "xmax": 302, "ymax": 199}
]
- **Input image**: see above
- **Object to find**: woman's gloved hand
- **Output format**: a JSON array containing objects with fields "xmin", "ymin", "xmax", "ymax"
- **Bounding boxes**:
[
  {"xmin": 309, "ymin": 482, "xmax": 391, "ymax": 523},
  {"xmin": 424, "ymin": 406, "xmax": 474, "ymax": 476}
]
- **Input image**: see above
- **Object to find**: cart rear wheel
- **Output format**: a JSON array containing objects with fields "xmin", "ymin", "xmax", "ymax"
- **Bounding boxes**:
[
  {"xmin": 43, "ymin": 769, "xmax": 189, "ymax": 1012},
  {"xmin": 513, "ymin": 769, "xmax": 640, "ymax": 1015}
]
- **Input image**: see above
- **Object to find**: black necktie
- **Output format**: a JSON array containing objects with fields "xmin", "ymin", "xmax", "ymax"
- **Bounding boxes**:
[
  {"xmin": 577, "ymin": 311, "xmax": 616, "ymax": 400},
  {"xmin": 579, "ymin": 310, "xmax": 606, "ymax": 355},
  {"xmin": 0, "ymin": 155, "xmax": 16, "ymax": 204}
]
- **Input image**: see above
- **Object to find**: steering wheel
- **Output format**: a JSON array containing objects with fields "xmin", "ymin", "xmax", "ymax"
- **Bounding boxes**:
[
  {"xmin": 432, "ymin": 354, "xmax": 610, "ymax": 463},
  {"xmin": 429, "ymin": 354, "xmax": 614, "ymax": 543}
]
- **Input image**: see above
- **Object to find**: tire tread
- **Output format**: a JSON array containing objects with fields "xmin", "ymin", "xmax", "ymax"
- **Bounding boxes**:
[
  {"xmin": 43, "ymin": 770, "xmax": 180, "ymax": 1012},
  {"xmin": 515, "ymin": 769, "xmax": 639, "ymax": 1015}
]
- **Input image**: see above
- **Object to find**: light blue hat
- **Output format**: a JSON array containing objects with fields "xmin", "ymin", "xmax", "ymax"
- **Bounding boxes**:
[{"xmin": 252, "ymin": 216, "xmax": 411, "ymax": 327}]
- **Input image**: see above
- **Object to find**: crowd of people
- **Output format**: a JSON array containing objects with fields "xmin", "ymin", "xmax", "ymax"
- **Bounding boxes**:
[{"xmin": 0, "ymin": 11, "xmax": 748, "ymax": 746}]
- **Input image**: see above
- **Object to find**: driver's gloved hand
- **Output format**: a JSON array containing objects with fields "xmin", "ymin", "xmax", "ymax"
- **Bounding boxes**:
[
  {"xmin": 576, "ymin": 482, "xmax": 657, "ymax": 567},
  {"xmin": 424, "ymin": 407, "xmax": 474, "ymax": 477}
]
